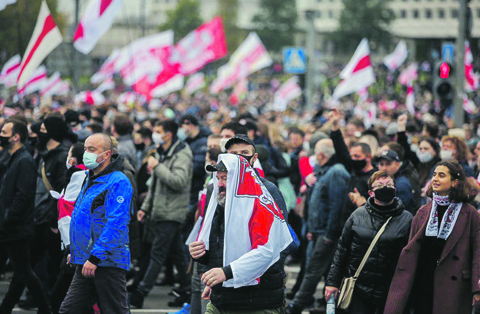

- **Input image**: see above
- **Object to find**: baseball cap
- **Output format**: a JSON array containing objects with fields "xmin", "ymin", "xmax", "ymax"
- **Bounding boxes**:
[
  {"xmin": 377, "ymin": 150, "xmax": 400, "ymax": 162},
  {"xmin": 224, "ymin": 134, "xmax": 256, "ymax": 151},
  {"xmin": 180, "ymin": 114, "xmax": 199, "ymax": 126},
  {"xmin": 205, "ymin": 160, "xmax": 228, "ymax": 172}
]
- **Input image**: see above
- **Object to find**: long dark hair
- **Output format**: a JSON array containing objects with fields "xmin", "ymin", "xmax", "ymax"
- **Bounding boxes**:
[{"xmin": 426, "ymin": 161, "xmax": 470, "ymax": 203}]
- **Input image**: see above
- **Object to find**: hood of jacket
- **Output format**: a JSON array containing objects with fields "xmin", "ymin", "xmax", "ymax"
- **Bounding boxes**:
[{"xmin": 89, "ymin": 153, "xmax": 125, "ymax": 180}]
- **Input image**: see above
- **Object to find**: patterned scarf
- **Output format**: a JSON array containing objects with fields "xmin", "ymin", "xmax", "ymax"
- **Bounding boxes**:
[{"xmin": 425, "ymin": 193, "xmax": 462, "ymax": 239}]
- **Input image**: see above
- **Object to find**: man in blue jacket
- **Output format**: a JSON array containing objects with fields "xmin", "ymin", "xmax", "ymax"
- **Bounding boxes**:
[{"xmin": 59, "ymin": 133, "xmax": 133, "ymax": 314}]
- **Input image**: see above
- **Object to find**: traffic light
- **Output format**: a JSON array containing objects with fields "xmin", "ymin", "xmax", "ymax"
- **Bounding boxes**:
[{"xmin": 433, "ymin": 61, "xmax": 454, "ymax": 107}]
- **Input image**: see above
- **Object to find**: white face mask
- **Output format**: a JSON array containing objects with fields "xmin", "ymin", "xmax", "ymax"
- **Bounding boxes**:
[
  {"xmin": 416, "ymin": 151, "xmax": 434, "ymax": 164},
  {"xmin": 219, "ymin": 138, "xmax": 229, "ymax": 153},
  {"xmin": 152, "ymin": 132, "xmax": 165, "ymax": 145},
  {"xmin": 440, "ymin": 150, "xmax": 455, "ymax": 161}
]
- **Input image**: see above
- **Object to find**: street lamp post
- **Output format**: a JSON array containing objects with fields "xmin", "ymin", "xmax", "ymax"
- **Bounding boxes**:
[
  {"xmin": 305, "ymin": 10, "xmax": 316, "ymax": 111},
  {"xmin": 454, "ymin": 0, "xmax": 466, "ymax": 127}
]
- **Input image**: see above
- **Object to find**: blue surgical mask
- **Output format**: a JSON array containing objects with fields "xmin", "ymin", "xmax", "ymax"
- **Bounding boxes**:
[{"xmin": 83, "ymin": 151, "xmax": 106, "ymax": 170}]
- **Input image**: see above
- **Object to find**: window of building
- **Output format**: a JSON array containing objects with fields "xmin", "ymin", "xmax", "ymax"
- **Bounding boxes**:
[
  {"xmin": 438, "ymin": 9, "xmax": 445, "ymax": 18},
  {"xmin": 316, "ymin": 10, "xmax": 322, "ymax": 18},
  {"xmin": 400, "ymin": 10, "xmax": 407, "ymax": 18},
  {"xmin": 413, "ymin": 9, "xmax": 419, "ymax": 18},
  {"xmin": 451, "ymin": 9, "xmax": 458, "ymax": 18},
  {"xmin": 425, "ymin": 9, "xmax": 432, "ymax": 18}
]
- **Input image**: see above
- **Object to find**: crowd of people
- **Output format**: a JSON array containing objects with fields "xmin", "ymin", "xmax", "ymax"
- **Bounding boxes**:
[{"xmin": 0, "ymin": 76, "xmax": 480, "ymax": 314}]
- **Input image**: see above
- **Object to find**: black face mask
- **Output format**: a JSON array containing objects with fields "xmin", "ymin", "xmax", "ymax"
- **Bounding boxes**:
[
  {"xmin": 38, "ymin": 132, "xmax": 51, "ymax": 149},
  {"xmin": 237, "ymin": 154, "xmax": 254, "ymax": 165},
  {"xmin": 351, "ymin": 159, "xmax": 367, "ymax": 172},
  {"xmin": 0, "ymin": 135, "xmax": 11, "ymax": 148},
  {"xmin": 374, "ymin": 187, "xmax": 396, "ymax": 203},
  {"xmin": 135, "ymin": 143, "xmax": 146, "ymax": 151},
  {"xmin": 29, "ymin": 136, "xmax": 38, "ymax": 147}
]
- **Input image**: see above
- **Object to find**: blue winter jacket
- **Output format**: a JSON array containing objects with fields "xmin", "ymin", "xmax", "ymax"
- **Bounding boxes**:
[{"xmin": 70, "ymin": 155, "xmax": 133, "ymax": 270}]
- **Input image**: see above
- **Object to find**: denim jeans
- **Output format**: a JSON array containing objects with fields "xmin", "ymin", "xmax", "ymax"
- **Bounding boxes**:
[
  {"xmin": 59, "ymin": 267, "xmax": 129, "ymax": 314},
  {"xmin": 191, "ymin": 262, "xmax": 209, "ymax": 314},
  {"xmin": 0, "ymin": 239, "xmax": 51, "ymax": 313},
  {"xmin": 138, "ymin": 221, "xmax": 189, "ymax": 295}
]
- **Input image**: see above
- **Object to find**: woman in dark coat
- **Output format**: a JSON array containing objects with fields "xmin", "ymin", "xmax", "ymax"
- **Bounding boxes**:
[
  {"xmin": 385, "ymin": 161, "xmax": 480, "ymax": 314},
  {"xmin": 325, "ymin": 171, "xmax": 413, "ymax": 314}
]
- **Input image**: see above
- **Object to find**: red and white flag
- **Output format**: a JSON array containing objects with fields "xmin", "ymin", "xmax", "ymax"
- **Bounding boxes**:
[
  {"xmin": 95, "ymin": 76, "xmax": 114, "ymax": 92},
  {"xmin": 463, "ymin": 94, "xmax": 476, "ymax": 114},
  {"xmin": 230, "ymin": 78, "xmax": 248, "ymax": 105},
  {"xmin": 273, "ymin": 76, "xmax": 302, "ymax": 111},
  {"xmin": 170, "ymin": 16, "xmax": 227, "ymax": 75},
  {"xmin": 117, "ymin": 91, "xmax": 146, "ymax": 104},
  {"xmin": 210, "ymin": 32, "xmax": 272, "ymax": 94},
  {"xmin": 332, "ymin": 39, "xmax": 375, "ymax": 100},
  {"xmin": 185, "ymin": 73, "xmax": 206, "ymax": 95},
  {"xmin": 465, "ymin": 41, "xmax": 479, "ymax": 92},
  {"xmin": 383, "ymin": 40, "xmax": 408, "ymax": 72},
  {"xmin": 91, "ymin": 49, "xmax": 119, "ymax": 84},
  {"xmin": 17, "ymin": 1, "xmax": 62, "ymax": 91},
  {"xmin": 40, "ymin": 71, "xmax": 61, "ymax": 96},
  {"xmin": 56, "ymin": 80, "xmax": 70, "ymax": 96},
  {"xmin": 0, "ymin": 54, "xmax": 21, "ymax": 87},
  {"xmin": 150, "ymin": 74, "xmax": 184, "ymax": 98},
  {"xmin": 75, "ymin": 90, "xmax": 106, "ymax": 106},
  {"xmin": 0, "ymin": 0, "xmax": 16, "ymax": 11},
  {"xmin": 19, "ymin": 66, "xmax": 47, "ymax": 95},
  {"xmin": 406, "ymin": 82, "xmax": 415, "ymax": 115},
  {"xmin": 398, "ymin": 62, "xmax": 418, "ymax": 85},
  {"xmin": 73, "ymin": 0, "xmax": 122, "ymax": 54},
  {"xmin": 197, "ymin": 154, "xmax": 292, "ymax": 288}
]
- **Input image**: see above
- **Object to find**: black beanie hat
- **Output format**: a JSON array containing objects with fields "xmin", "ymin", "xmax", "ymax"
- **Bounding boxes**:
[{"xmin": 44, "ymin": 116, "xmax": 68, "ymax": 142}]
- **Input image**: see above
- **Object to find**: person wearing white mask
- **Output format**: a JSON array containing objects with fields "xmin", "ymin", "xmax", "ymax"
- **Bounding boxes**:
[{"xmin": 440, "ymin": 135, "xmax": 475, "ymax": 177}]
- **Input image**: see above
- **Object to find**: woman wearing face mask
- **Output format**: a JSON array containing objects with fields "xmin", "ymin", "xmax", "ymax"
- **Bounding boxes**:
[
  {"xmin": 415, "ymin": 138, "xmax": 441, "ymax": 188},
  {"xmin": 385, "ymin": 161, "xmax": 480, "ymax": 314},
  {"xmin": 440, "ymin": 135, "xmax": 475, "ymax": 177},
  {"xmin": 325, "ymin": 171, "xmax": 413, "ymax": 314}
]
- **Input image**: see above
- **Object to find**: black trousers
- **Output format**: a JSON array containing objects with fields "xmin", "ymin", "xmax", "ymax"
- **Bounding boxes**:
[
  {"xmin": 50, "ymin": 253, "xmax": 75, "ymax": 314},
  {"xmin": 0, "ymin": 239, "xmax": 51, "ymax": 313},
  {"xmin": 59, "ymin": 266, "xmax": 129, "ymax": 314}
]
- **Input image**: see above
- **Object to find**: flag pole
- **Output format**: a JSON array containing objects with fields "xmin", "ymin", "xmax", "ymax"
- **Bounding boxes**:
[
  {"xmin": 15, "ymin": 0, "xmax": 23, "ymax": 55},
  {"xmin": 61, "ymin": 45, "xmax": 80, "ymax": 93}
]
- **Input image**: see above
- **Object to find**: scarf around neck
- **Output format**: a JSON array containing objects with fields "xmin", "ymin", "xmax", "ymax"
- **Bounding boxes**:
[{"xmin": 425, "ymin": 193, "xmax": 462, "ymax": 239}]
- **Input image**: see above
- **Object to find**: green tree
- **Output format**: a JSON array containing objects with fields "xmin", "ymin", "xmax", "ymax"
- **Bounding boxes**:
[
  {"xmin": 0, "ymin": 0, "xmax": 66, "ymax": 64},
  {"xmin": 159, "ymin": 0, "xmax": 203, "ymax": 42},
  {"xmin": 217, "ymin": 0, "xmax": 243, "ymax": 54},
  {"xmin": 251, "ymin": 0, "xmax": 297, "ymax": 52},
  {"xmin": 330, "ymin": 0, "xmax": 394, "ymax": 53}
]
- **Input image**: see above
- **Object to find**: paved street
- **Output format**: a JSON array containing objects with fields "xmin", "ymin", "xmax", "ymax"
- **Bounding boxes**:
[{"xmin": 0, "ymin": 265, "xmax": 321, "ymax": 314}]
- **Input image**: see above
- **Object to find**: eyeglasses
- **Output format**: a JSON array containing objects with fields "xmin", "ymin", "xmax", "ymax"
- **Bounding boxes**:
[{"xmin": 372, "ymin": 183, "xmax": 395, "ymax": 190}]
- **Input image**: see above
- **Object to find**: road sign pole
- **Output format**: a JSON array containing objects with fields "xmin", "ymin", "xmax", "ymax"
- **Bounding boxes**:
[
  {"xmin": 454, "ymin": 0, "xmax": 466, "ymax": 127},
  {"xmin": 305, "ymin": 10, "xmax": 316, "ymax": 110}
]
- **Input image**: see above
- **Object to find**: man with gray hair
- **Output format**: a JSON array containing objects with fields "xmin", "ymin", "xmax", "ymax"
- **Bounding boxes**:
[{"xmin": 287, "ymin": 139, "xmax": 351, "ymax": 314}]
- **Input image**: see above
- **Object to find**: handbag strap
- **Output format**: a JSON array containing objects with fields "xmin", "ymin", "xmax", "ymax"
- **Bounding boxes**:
[
  {"xmin": 41, "ymin": 162, "xmax": 53, "ymax": 192},
  {"xmin": 353, "ymin": 216, "xmax": 392, "ymax": 278}
]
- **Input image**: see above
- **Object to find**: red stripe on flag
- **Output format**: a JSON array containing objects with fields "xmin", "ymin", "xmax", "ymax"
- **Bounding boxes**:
[
  {"xmin": 17, "ymin": 15, "xmax": 56, "ymax": 84},
  {"xmin": 100, "ymin": 0, "xmax": 113, "ymax": 16},
  {"xmin": 352, "ymin": 55, "xmax": 371, "ymax": 74},
  {"xmin": 73, "ymin": 22, "xmax": 84, "ymax": 41},
  {"xmin": 5, "ymin": 63, "xmax": 20, "ymax": 75}
]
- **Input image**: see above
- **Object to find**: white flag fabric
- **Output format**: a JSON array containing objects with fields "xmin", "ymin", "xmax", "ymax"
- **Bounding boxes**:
[
  {"xmin": 197, "ymin": 154, "xmax": 292, "ymax": 288},
  {"xmin": 185, "ymin": 73, "xmax": 206, "ymax": 95},
  {"xmin": 56, "ymin": 80, "xmax": 70, "ymax": 96},
  {"xmin": 0, "ymin": 0, "xmax": 16, "ymax": 11},
  {"xmin": 91, "ymin": 49, "xmax": 119, "ymax": 84},
  {"xmin": 17, "ymin": 1, "xmax": 63, "ymax": 90},
  {"xmin": 210, "ymin": 32, "xmax": 272, "ymax": 94},
  {"xmin": 19, "ymin": 66, "xmax": 47, "ymax": 95},
  {"xmin": 40, "ymin": 71, "xmax": 61, "ymax": 96},
  {"xmin": 73, "ymin": 0, "xmax": 122, "ymax": 54},
  {"xmin": 398, "ymin": 63, "xmax": 418, "ymax": 85},
  {"xmin": 273, "ymin": 76, "xmax": 302, "ymax": 111},
  {"xmin": 0, "ymin": 54, "xmax": 21, "ymax": 87},
  {"xmin": 406, "ymin": 83, "xmax": 415, "ymax": 115},
  {"xmin": 383, "ymin": 40, "xmax": 408, "ymax": 72},
  {"xmin": 465, "ymin": 41, "xmax": 479, "ymax": 92},
  {"xmin": 117, "ymin": 91, "xmax": 146, "ymax": 104},
  {"xmin": 150, "ymin": 74, "xmax": 184, "ymax": 98},
  {"xmin": 332, "ymin": 39, "xmax": 375, "ymax": 100},
  {"xmin": 75, "ymin": 90, "xmax": 106, "ymax": 106},
  {"xmin": 95, "ymin": 76, "xmax": 114, "ymax": 92}
]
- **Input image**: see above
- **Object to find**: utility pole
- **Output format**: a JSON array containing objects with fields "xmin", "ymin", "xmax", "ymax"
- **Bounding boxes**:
[
  {"xmin": 305, "ymin": 10, "xmax": 316, "ymax": 110},
  {"xmin": 454, "ymin": 0, "xmax": 466, "ymax": 127}
]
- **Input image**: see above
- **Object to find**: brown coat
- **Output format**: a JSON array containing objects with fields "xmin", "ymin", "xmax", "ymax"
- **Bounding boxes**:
[{"xmin": 384, "ymin": 202, "xmax": 480, "ymax": 314}]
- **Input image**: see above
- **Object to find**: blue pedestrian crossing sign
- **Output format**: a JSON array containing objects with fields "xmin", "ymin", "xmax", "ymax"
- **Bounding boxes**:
[
  {"xmin": 283, "ymin": 47, "xmax": 307, "ymax": 74},
  {"xmin": 442, "ymin": 42, "xmax": 454, "ymax": 62}
]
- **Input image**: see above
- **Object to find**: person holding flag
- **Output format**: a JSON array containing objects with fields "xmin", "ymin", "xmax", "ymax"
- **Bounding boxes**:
[{"xmin": 189, "ymin": 154, "xmax": 293, "ymax": 313}]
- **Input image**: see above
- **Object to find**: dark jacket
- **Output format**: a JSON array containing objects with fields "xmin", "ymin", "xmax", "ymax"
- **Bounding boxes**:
[
  {"xmin": 394, "ymin": 171, "xmax": 415, "ymax": 214},
  {"xmin": 0, "ymin": 146, "xmax": 37, "ymax": 242},
  {"xmin": 326, "ymin": 197, "xmax": 412, "ymax": 305},
  {"xmin": 185, "ymin": 127, "xmax": 210, "ymax": 205},
  {"xmin": 289, "ymin": 147, "xmax": 303, "ymax": 194},
  {"xmin": 35, "ymin": 144, "xmax": 68, "ymax": 227},
  {"xmin": 198, "ymin": 204, "xmax": 285, "ymax": 310}
]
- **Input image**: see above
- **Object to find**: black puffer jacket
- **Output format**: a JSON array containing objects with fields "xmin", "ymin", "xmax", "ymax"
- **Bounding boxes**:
[{"xmin": 326, "ymin": 197, "xmax": 413, "ymax": 305}]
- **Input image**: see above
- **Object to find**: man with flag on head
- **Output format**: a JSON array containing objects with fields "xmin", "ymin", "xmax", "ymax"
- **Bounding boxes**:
[{"xmin": 189, "ymin": 153, "xmax": 294, "ymax": 313}]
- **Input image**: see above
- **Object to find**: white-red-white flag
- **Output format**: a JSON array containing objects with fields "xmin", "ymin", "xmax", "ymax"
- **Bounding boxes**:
[
  {"xmin": 463, "ymin": 94, "xmax": 476, "ymax": 114},
  {"xmin": 19, "ymin": 66, "xmax": 47, "ymax": 95},
  {"xmin": 185, "ymin": 73, "xmax": 206, "ymax": 95},
  {"xmin": 383, "ymin": 40, "xmax": 408, "ymax": 72},
  {"xmin": 17, "ymin": 1, "xmax": 62, "ymax": 90},
  {"xmin": 332, "ymin": 39, "xmax": 375, "ymax": 100},
  {"xmin": 398, "ymin": 62, "xmax": 418, "ymax": 85},
  {"xmin": 75, "ymin": 90, "xmax": 106, "ymax": 106},
  {"xmin": 0, "ymin": 0, "xmax": 16, "ymax": 11},
  {"xmin": 150, "ymin": 74, "xmax": 184, "ymax": 98},
  {"xmin": 0, "ymin": 54, "xmax": 21, "ymax": 87},
  {"xmin": 40, "ymin": 71, "xmax": 61, "ymax": 96},
  {"xmin": 73, "ymin": 0, "xmax": 122, "ymax": 54},
  {"xmin": 406, "ymin": 82, "xmax": 415, "ymax": 115},
  {"xmin": 465, "ymin": 41, "xmax": 479, "ymax": 92},
  {"xmin": 117, "ymin": 91, "xmax": 146, "ymax": 104},
  {"xmin": 91, "ymin": 49, "xmax": 119, "ymax": 84},
  {"xmin": 95, "ymin": 76, "xmax": 114, "ymax": 93},
  {"xmin": 56, "ymin": 80, "xmax": 70, "ymax": 96},
  {"xmin": 273, "ymin": 76, "xmax": 302, "ymax": 111}
]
